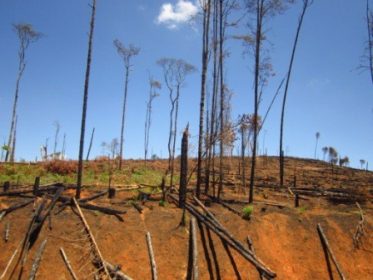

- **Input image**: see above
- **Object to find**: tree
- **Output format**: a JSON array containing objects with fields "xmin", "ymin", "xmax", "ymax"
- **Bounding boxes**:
[
  {"xmin": 360, "ymin": 159, "xmax": 366, "ymax": 169},
  {"xmin": 339, "ymin": 156, "xmax": 349, "ymax": 167},
  {"xmin": 5, "ymin": 23, "xmax": 42, "ymax": 162},
  {"xmin": 328, "ymin": 147, "xmax": 338, "ymax": 165},
  {"xmin": 53, "ymin": 121, "xmax": 60, "ymax": 159},
  {"xmin": 279, "ymin": 0, "xmax": 312, "ymax": 187},
  {"xmin": 196, "ymin": 0, "xmax": 212, "ymax": 198},
  {"xmin": 322, "ymin": 146, "xmax": 328, "ymax": 161},
  {"xmin": 77, "ymin": 0, "xmax": 97, "ymax": 199},
  {"xmin": 157, "ymin": 58, "xmax": 196, "ymax": 189},
  {"xmin": 365, "ymin": 0, "xmax": 373, "ymax": 84},
  {"xmin": 238, "ymin": 114, "xmax": 250, "ymax": 192},
  {"xmin": 144, "ymin": 77, "xmax": 161, "ymax": 164},
  {"xmin": 113, "ymin": 39, "xmax": 140, "ymax": 170},
  {"xmin": 86, "ymin": 127, "xmax": 95, "ymax": 161},
  {"xmin": 246, "ymin": 0, "xmax": 292, "ymax": 203},
  {"xmin": 314, "ymin": 131, "xmax": 320, "ymax": 159}
]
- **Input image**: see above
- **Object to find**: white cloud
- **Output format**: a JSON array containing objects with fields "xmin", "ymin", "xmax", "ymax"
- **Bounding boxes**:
[{"xmin": 157, "ymin": 0, "xmax": 199, "ymax": 29}]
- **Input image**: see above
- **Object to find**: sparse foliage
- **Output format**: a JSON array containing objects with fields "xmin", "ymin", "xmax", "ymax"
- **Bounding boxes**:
[
  {"xmin": 114, "ymin": 39, "xmax": 140, "ymax": 170},
  {"xmin": 5, "ymin": 23, "xmax": 42, "ymax": 162},
  {"xmin": 157, "ymin": 57, "xmax": 196, "ymax": 188}
]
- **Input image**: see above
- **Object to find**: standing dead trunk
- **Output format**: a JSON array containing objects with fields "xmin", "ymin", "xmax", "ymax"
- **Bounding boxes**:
[
  {"xmin": 119, "ymin": 66, "xmax": 129, "ymax": 170},
  {"xmin": 217, "ymin": 0, "xmax": 224, "ymax": 201},
  {"xmin": 86, "ymin": 127, "xmax": 95, "ymax": 161},
  {"xmin": 249, "ymin": 1, "xmax": 264, "ymax": 204},
  {"xmin": 77, "ymin": 0, "xmax": 96, "ymax": 199},
  {"xmin": 179, "ymin": 125, "xmax": 189, "ymax": 208},
  {"xmin": 279, "ymin": 0, "xmax": 311, "ymax": 187},
  {"xmin": 197, "ymin": 0, "xmax": 211, "ymax": 198}
]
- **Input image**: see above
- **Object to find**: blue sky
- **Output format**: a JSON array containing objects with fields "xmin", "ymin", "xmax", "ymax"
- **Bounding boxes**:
[{"xmin": 0, "ymin": 0, "xmax": 372, "ymax": 169}]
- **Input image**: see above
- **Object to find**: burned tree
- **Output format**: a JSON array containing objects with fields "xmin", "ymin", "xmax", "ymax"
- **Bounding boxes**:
[
  {"xmin": 77, "ymin": 0, "xmax": 97, "ymax": 199},
  {"xmin": 53, "ymin": 121, "xmax": 60, "ymax": 159},
  {"xmin": 196, "ymin": 0, "xmax": 212, "ymax": 198},
  {"xmin": 113, "ymin": 39, "xmax": 140, "ymax": 170},
  {"xmin": 145, "ymin": 77, "xmax": 161, "ymax": 164},
  {"xmin": 279, "ymin": 0, "xmax": 312, "ymax": 187},
  {"xmin": 314, "ymin": 131, "xmax": 320, "ymax": 159},
  {"xmin": 5, "ymin": 23, "xmax": 42, "ymax": 162},
  {"xmin": 157, "ymin": 58, "xmax": 196, "ymax": 188},
  {"xmin": 365, "ymin": 0, "xmax": 373, "ymax": 84}
]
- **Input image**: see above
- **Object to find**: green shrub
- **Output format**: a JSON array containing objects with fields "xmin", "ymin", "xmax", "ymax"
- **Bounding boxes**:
[
  {"xmin": 159, "ymin": 200, "xmax": 167, "ymax": 207},
  {"xmin": 242, "ymin": 205, "xmax": 254, "ymax": 220}
]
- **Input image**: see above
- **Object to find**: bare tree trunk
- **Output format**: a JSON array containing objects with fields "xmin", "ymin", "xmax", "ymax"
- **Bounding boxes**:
[
  {"xmin": 171, "ymin": 88, "xmax": 180, "ymax": 189},
  {"xmin": 367, "ymin": 0, "xmax": 373, "ymax": 84},
  {"xmin": 205, "ymin": 0, "xmax": 219, "ymax": 196},
  {"xmin": 249, "ymin": 0, "xmax": 264, "ymax": 204},
  {"xmin": 10, "ymin": 116, "xmax": 17, "ymax": 162},
  {"xmin": 5, "ymin": 59, "xmax": 25, "ymax": 162},
  {"xmin": 241, "ymin": 126, "xmax": 246, "ymax": 192},
  {"xmin": 197, "ymin": 0, "xmax": 211, "ymax": 198},
  {"xmin": 77, "ymin": 0, "xmax": 96, "ymax": 199},
  {"xmin": 167, "ymin": 94, "xmax": 175, "ymax": 176},
  {"xmin": 119, "ymin": 66, "xmax": 129, "ymax": 170},
  {"xmin": 279, "ymin": 0, "xmax": 310, "ymax": 187},
  {"xmin": 53, "ymin": 122, "xmax": 60, "ymax": 158},
  {"xmin": 217, "ymin": 0, "xmax": 224, "ymax": 201},
  {"xmin": 86, "ymin": 127, "xmax": 95, "ymax": 161}
]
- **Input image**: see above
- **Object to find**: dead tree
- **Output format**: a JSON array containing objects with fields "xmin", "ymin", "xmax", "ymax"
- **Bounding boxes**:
[
  {"xmin": 5, "ymin": 24, "xmax": 42, "ymax": 162},
  {"xmin": 144, "ymin": 77, "xmax": 161, "ymax": 163},
  {"xmin": 77, "ymin": 0, "xmax": 96, "ymax": 199},
  {"xmin": 86, "ymin": 127, "xmax": 95, "ymax": 161},
  {"xmin": 196, "ymin": 0, "xmax": 212, "ymax": 198},
  {"xmin": 113, "ymin": 39, "xmax": 140, "ymax": 170},
  {"xmin": 157, "ymin": 58, "xmax": 196, "ymax": 188},
  {"xmin": 53, "ymin": 121, "xmax": 60, "ymax": 159},
  {"xmin": 365, "ymin": 0, "xmax": 373, "ymax": 84},
  {"xmin": 245, "ymin": 0, "xmax": 294, "ymax": 203},
  {"xmin": 179, "ymin": 125, "xmax": 189, "ymax": 208},
  {"xmin": 279, "ymin": 0, "xmax": 312, "ymax": 187}
]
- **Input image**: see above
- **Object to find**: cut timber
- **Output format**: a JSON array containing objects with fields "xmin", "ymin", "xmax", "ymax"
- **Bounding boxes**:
[
  {"xmin": 317, "ymin": 223, "xmax": 346, "ymax": 280},
  {"xmin": 60, "ymin": 248, "xmax": 79, "ymax": 280},
  {"xmin": 169, "ymin": 194, "xmax": 276, "ymax": 279},
  {"xmin": 72, "ymin": 198, "xmax": 111, "ymax": 279},
  {"xmin": 0, "ymin": 212, "xmax": 5, "ymax": 222},
  {"xmin": 28, "ymin": 239, "xmax": 47, "ymax": 280},
  {"xmin": 146, "ymin": 232, "xmax": 158, "ymax": 280}
]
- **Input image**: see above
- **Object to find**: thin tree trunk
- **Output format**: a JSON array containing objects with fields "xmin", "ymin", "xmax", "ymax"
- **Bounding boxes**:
[
  {"xmin": 197, "ymin": 0, "xmax": 211, "ymax": 198},
  {"xmin": 119, "ymin": 66, "xmax": 130, "ymax": 170},
  {"xmin": 249, "ymin": 0, "xmax": 263, "ymax": 204},
  {"xmin": 5, "ymin": 60, "xmax": 25, "ymax": 162},
  {"xmin": 86, "ymin": 127, "xmax": 95, "ymax": 161},
  {"xmin": 171, "ymin": 88, "xmax": 180, "ymax": 189},
  {"xmin": 367, "ymin": 0, "xmax": 373, "ymax": 84},
  {"xmin": 217, "ymin": 0, "xmax": 224, "ymax": 201},
  {"xmin": 10, "ymin": 116, "xmax": 17, "ymax": 162},
  {"xmin": 279, "ymin": 0, "xmax": 310, "ymax": 187},
  {"xmin": 77, "ymin": 0, "xmax": 96, "ymax": 199}
]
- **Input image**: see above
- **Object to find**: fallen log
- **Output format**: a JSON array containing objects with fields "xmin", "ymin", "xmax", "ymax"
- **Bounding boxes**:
[
  {"xmin": 317, "ymin": 223, "xmax": 346, "ymax": 280},
  {"xmin": 0, "ymin": 199, "xmax": 34, "ymax": 216},
  {"xmin": 72, "ymin": 198, "xmax": 111, "ymax": 279},
  {"xmin": 353, "ymin": 202, "xmax": 365, "ymax": 248},
  {"xmin": 28, "ymin": 239, "xmax": 48, "ymax": 280},
  {"xmin": 60, "ymin": 248, "xmax": 79, "ymax": 280},
  {"xmin": 103, "ymin": 261, "xmax": 133, "ymax": 280},
  {"xmin": 131, "ymin": 202, "xmax": 143, "ymax": 214},
  {"xmin": 191, "ymin": 217, "xmax": 198, "ymax": 280},
  {"xmin": 0, "ymin": 242, "xmax": 20, "ymax": 279},
  {"xmin": 4, "ymin": 222, "xmax": 10, "ymax": 242},
  {"xmin": 169, "ymin": 194, "xmax": 276, "ymax": 279},
  {"xmin": 146, "ymin": 232, "xmax": 158, "ymax": 280},
  {"xmin": 79, "ymin": 190, "xmax": 109, "ymax": 203}
]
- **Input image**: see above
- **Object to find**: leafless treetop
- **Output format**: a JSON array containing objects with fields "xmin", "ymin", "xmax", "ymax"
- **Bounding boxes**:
[{"xmin": 113, "ymin": 39, "xmax": 140, "ymax": 68}]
